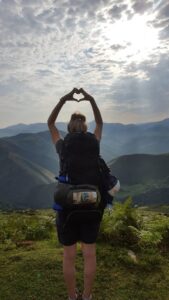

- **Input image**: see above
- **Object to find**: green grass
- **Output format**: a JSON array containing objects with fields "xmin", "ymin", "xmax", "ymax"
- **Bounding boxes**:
[
  {"xmin": 1, "ymin": 207, "xmax": 169, "ymax": 300},
  {"xmin": 1, "ymin": 240, "xmax": 169, "ymax": 300}
]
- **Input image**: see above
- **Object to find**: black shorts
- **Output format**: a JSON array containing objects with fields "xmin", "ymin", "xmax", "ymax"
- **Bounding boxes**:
[{"xmin": 56, "ymin": 209, "xmax": 103, "ymax": 246}]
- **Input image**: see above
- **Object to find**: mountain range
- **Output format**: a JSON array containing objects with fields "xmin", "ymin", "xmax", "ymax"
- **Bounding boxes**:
[
  {"xmin": 1, "ymin": 118, "xmax": 169, "ymax": 161},
  {"xmin": 0, "ymin": 118, "xmax": 169, "ymax": 209}
]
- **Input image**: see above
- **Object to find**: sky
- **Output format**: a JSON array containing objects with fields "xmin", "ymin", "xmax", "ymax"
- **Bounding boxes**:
[{"xmin": 0, "ymin": 0, "xmax": 169, "ymax": 127}]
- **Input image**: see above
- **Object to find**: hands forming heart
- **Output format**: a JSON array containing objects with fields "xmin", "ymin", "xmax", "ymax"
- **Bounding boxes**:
[
  {"xmin": 72, "ymin": 88, "xmax": 84, "ymax": 102},
  {"xmin": 61, "ymin": 88, "xmax": 94, "ymax": 103}
]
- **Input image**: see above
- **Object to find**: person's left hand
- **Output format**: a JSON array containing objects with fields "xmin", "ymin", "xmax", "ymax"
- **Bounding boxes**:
[{"xmin": 60, "ymin": 88, "xmax": 79, "ymax": 103}]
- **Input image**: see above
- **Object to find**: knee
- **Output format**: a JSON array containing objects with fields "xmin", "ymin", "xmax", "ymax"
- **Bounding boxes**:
[
  {"xmin": 82, "ymin": 246, "xmax": 96, "ymax": 261},
  {"xmin": 63, "ymin": 247, "xmax": 76, "ymax": 262},
  {"xmin": 64, "ymin": 252, "xmax": 76, "ymax": 262}
]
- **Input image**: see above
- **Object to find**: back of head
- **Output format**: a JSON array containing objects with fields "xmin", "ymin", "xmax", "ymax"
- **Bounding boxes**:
[{"xmin": 67, "ymin": 112, "xmax": 87, "ymax": 133}]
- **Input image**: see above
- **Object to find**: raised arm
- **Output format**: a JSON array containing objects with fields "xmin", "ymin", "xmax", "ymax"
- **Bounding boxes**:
[
  {"xmin": 79, "ymin": 88, "xmax": 103, "ymax": 141},
  {"xmin": 47, "ymin": 88, "xmax": 77, "ymax": 144}
]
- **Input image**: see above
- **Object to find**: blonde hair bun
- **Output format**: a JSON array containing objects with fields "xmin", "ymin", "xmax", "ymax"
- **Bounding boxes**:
[{"xmin": 68, "ymin": 112, "xmax": 87, "ymax": 133}]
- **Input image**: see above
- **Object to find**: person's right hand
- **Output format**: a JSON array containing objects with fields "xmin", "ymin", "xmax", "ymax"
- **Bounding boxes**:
[
  {"xmin": 60, "ymin": 88, "xmax": 79, "ymax": 103},
  {"xmin": 79, "ymin": 88, "xmax": 94, "ymax": 101}
]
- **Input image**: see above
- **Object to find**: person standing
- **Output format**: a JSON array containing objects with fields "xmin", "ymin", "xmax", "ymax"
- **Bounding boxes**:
[{"xmin": 47, "ymin": 88, "xmax": 105, "ymax": 300}]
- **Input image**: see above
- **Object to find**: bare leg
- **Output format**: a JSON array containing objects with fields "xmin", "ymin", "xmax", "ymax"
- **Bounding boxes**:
[
  {"xmin": 81, "ymin": 243, "xmax": 96, "ymax": 299},
  {"xmin": 63, "ymin": 244, "xmax": 77, "ymax": 299}
]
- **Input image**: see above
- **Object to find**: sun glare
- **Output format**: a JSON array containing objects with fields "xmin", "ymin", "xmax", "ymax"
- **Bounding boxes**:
[{"xmin": 102, "ymin": 15, "xmax": 159, "ymax": 61}]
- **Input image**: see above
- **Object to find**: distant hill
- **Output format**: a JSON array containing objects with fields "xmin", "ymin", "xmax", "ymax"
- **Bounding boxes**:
[
  {"xmin": 134, "ymin": 188, "xmax": 169, "ymax": 206},
  {"xmin": 0, "ymin": 131, "xmax": 62, "ymax": 174},
  {"xmin": 0, "ymin": 119, "xmax": 169, "ymax": 209},
  {"xmin": 25, "ymin": 183, "xmax": 56, "ymax": 209},
  {"xmin": 0, "ymin": 133, "xmax": 169, "ymax": 209},
  {"xmin": 109, "ymin": 153, "xmax": 169, "ymax": 185},
  {"xmin": 0, "ymin": 150, "xmax": 55, "ymax": 210},
  {"xmin": 1, "ymin": 118, "xmax": 169, "ymax": 161},
  {"xmin": 0, "ymin": 122, "xmax": 66, "ymax": 138},
  {"xmin": 0, "ymin": 132, "xmax": 58, "ymax": 209},
  {"xmin": 18, "ymin": 153, "xmax": 169, "ymax": 209},
  {"xmin": 101, "ymin": 118, "xmax": 169, "ymax": 159},
  {"xmin": 109, "ymin": 153, "xmax": 169, "ymax": 206}
]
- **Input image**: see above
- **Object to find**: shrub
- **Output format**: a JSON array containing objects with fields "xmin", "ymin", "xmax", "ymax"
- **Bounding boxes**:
[
  {"xmin": 138, "ymin": 213, "xmax": 169, "ymax": 249},
  {"xmin": 100, "ymin": 197, "xmax": 140, "ymax": 247},
  {"xmin": 0, "ymin": 212, "xmax": 55, "ymax": 244},
  {"xmin": 99, "ymin": 198, "xmax": 169, "ymax": 250}
]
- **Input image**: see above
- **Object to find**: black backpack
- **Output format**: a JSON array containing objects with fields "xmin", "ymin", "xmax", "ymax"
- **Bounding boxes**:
[
  {"xmin": 54, "ymin": 132, "xmax": 112, "ymax": 211},
  {"xmin": 61, "ymin": 132, "xmax": 101, "ymax": 185}
]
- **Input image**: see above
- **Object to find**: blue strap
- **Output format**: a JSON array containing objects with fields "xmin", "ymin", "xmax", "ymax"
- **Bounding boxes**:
[
  {"xmin": 55, "ymin": 175, "xmax": 69, "ymax": 183},
  {"xmin": 53, "ymin": 202, "xmax": 63, "ymax": 211}
]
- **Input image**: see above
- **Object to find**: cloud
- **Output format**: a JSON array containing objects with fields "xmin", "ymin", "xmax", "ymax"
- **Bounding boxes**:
[
  {"xmin": 158, "ymin": 2, "xmax": 169, "ymax": 18},
  {"xmin": 102, "ymin": 54, "xmax": 169, "ymax": 120},
  {"xmin": 110, "ymin": 43, "xmax": 130, "ymax": 51},
  {"xmin": 150, "ymin": 2, "xmax": 169, "ymax": 40},
  {"xmin": 131, "ymin": 0, "xmax": 153, "ymax": 14},
  {"xmin": 159, "ymin": 24, "xmax": 169, "ymax": 40},
  {"xmin": 0, "ymin": 0, "xmax": 169, "ymax": 126},
  {"xmin": 155, "ymin": 3, "xmax": 169, "ymax": 40},
  {"xmin": 108, "ymin": 3, "xmax": 128, "ymax": 20}
]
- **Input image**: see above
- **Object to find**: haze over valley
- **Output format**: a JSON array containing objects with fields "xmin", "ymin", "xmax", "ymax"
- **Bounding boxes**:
[{"xmin": 0, "ymin": 118, "xmax": 169, "ymax": 209}]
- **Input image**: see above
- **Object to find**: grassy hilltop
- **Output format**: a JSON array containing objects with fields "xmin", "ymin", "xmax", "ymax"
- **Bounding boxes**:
[{"xmin": 1, "ymin": 199, "xmax": 169, "ymax": 300}]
